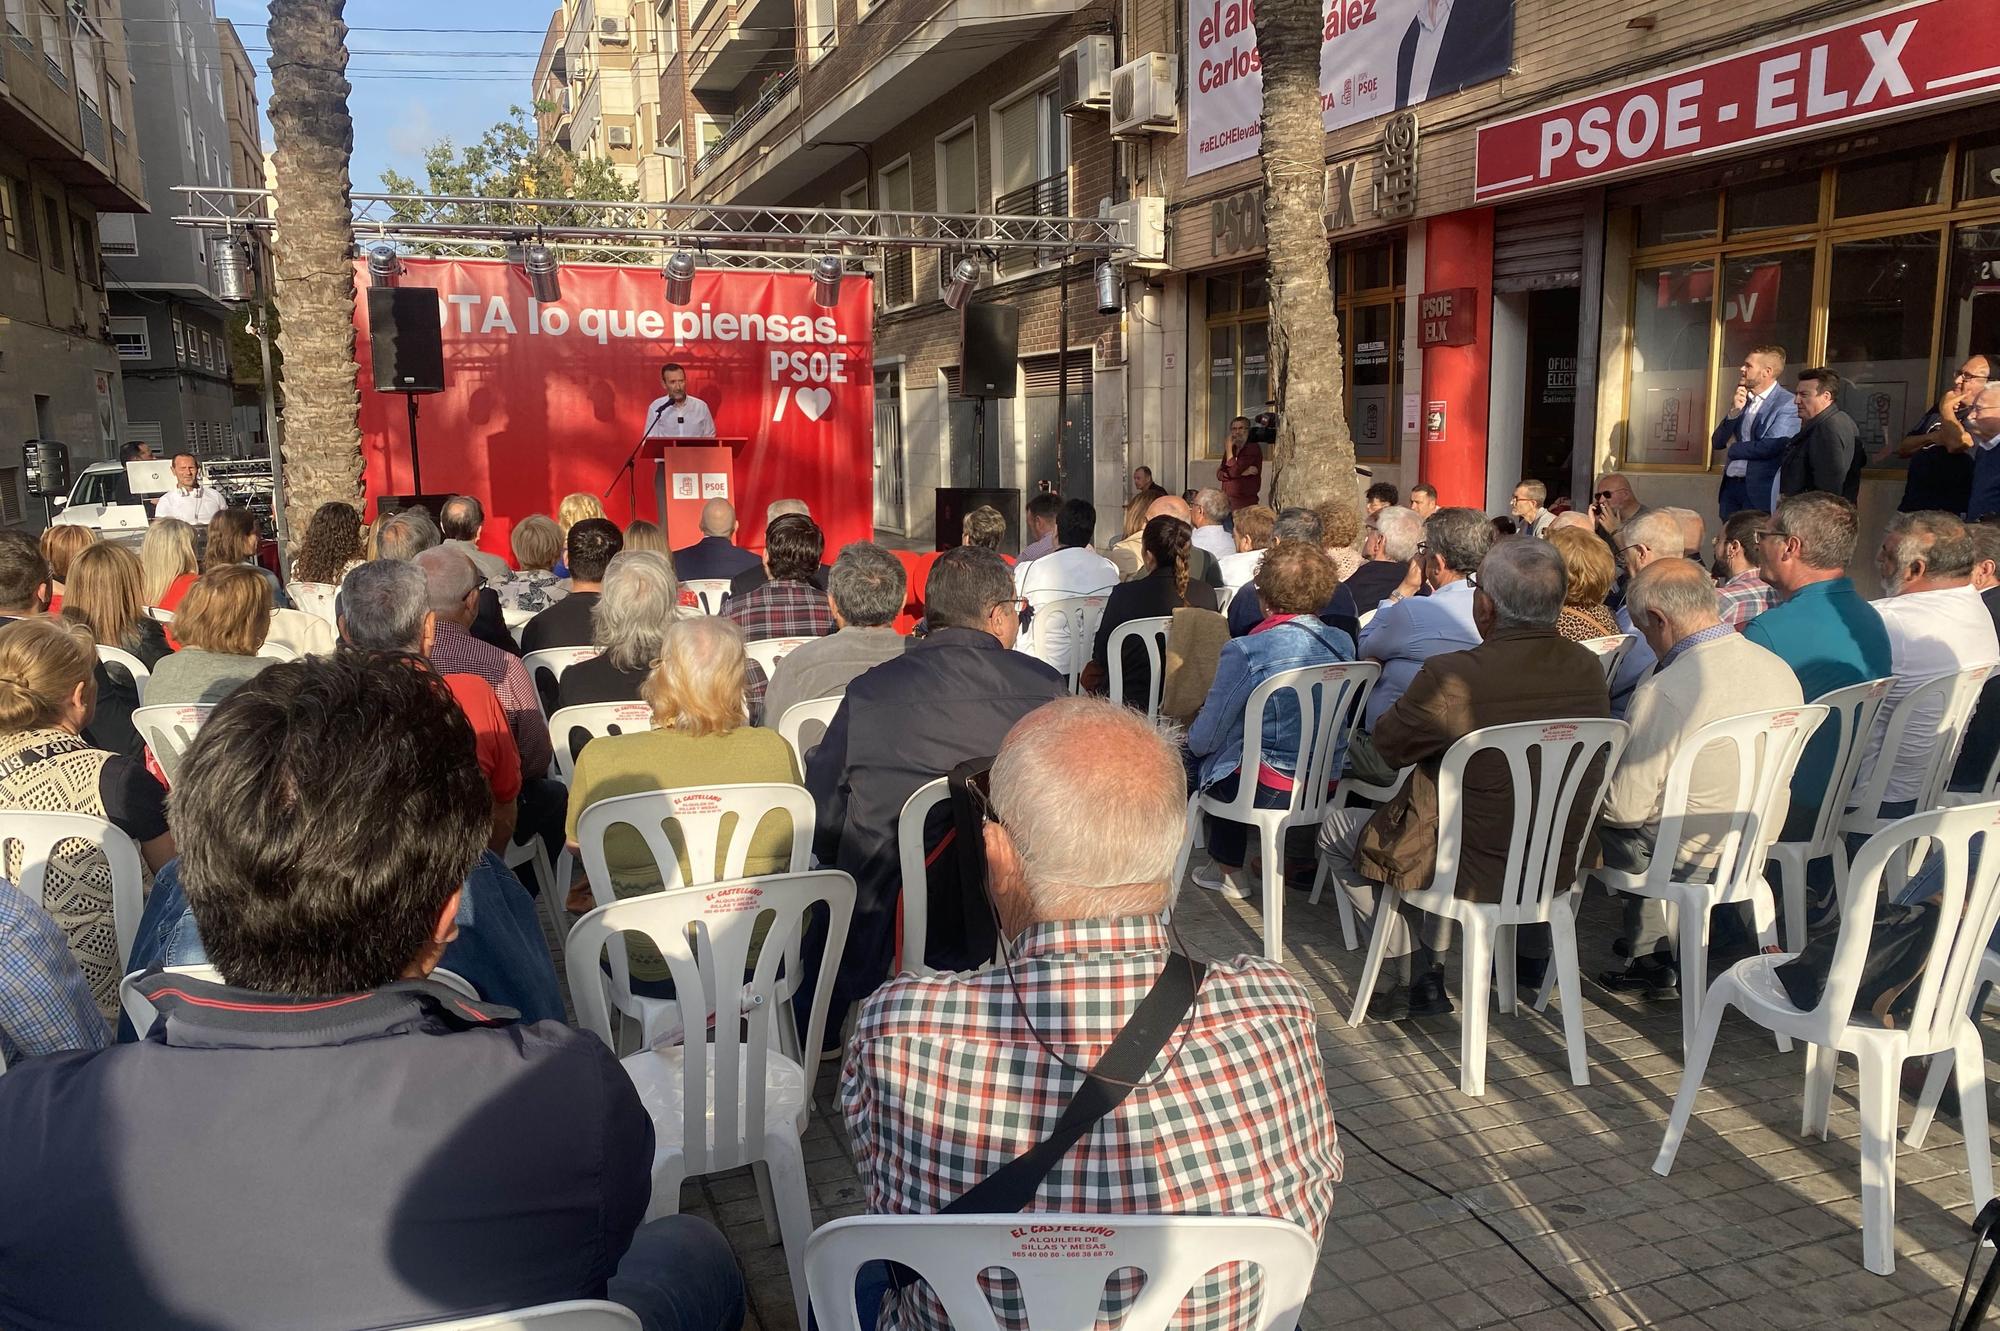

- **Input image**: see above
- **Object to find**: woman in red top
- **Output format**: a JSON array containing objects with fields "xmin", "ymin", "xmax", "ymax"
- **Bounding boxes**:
[{"xmin": 140, "ymin": 518, "xmax": 199, "ymax": 615}]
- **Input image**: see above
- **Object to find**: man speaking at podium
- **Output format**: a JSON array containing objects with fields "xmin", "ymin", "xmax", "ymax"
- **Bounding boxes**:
[{"xmin": 643, "ymin": 362, "xmax": 716, "ymax": 440}]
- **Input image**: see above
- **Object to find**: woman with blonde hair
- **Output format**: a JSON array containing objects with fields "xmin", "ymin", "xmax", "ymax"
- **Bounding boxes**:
[
  {"xmin": 40, "ymin": 525, "xmax": 95, "ymax": 614},
  {"xmin": 622, "ymin": 518, "xmax": 668, "ymax": 555},
  {"xmin": 563, "ymin": 615, "xmax": 800, "ymax": 982},
  {"xmin": 1548, "ymin": 525, "xmax": 1621, "ymax": 641},
  {"xmin": 139, "ymin": 517, "xmax": 199, "ymax": 613},
  {"xmin": 0, "ymin": 616, "xmax": 174, "ymax": 1015},
  {"xmin": 63, "ymin": 543, "xmax": 172, "ymax": 758},
  {"xmin": 556, "ymin": 550, "xmax": 692, "ymax": 710},
  {"xmin": 143, "ymin": 565, "xmax": 273, "ymax": 706},
  {"xmin": 554, "ymin": 493, "xmax": 606, "ymax": 579},
  {"xmin": 492, "ymin": 513, "xmax": 569, "ymax": 621}
]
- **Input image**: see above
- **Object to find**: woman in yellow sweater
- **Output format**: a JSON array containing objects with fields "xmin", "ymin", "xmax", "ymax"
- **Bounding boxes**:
[{"xmin": 565, "ymin": 614, "xmax": 802, "ymax": 991}]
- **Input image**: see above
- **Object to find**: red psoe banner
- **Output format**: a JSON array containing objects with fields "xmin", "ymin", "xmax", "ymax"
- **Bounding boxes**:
[
  {"xmin": 1474, "ymin": 0, "xmax": 2000, "ymax": 202},
  {"xmin": 353, "ymin": 258, "xmax": 875, "ymax": 558}
]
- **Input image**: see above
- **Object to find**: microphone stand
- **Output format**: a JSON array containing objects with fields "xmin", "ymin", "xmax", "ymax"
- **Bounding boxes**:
[{"xmin": 606, "ymin": 401, "xmax": 672, "ymax": 506}]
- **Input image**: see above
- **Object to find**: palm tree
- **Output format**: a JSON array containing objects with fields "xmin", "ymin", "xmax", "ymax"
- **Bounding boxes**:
[
  {"xmin": 266, "ymin": 0, "xmax": 361, "ymax": 547},
  {"xmin": 1256, "ymin": 3, "xmax": 1354, "ymax": 517}
]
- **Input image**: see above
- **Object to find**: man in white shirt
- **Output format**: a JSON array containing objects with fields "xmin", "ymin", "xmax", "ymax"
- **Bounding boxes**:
[
  {"xmin": 1593, "ymin": 558, "xmax": 1803, "ymax": 999},
  {"xmin": 641, "ymin": 362, "xmax": 716, "ymax": 440},
  {"xmin": 1189, "ymin": 489, "xmax": 1236, "ymax": 564},
  {"xmin": 1357, "ymin": 507, "xmax": 1494, "ymax": 729},
  {"xmin": 1015, "ymin": 498, "xmax": 1119, "ymax": 678},
  {"xmin": 1856, "ymin": 511, "xmax": 2000, "ymax": 817},
  {"xmin": 152, "ymin": 451, "xmax": 226, "ymax": 526}
]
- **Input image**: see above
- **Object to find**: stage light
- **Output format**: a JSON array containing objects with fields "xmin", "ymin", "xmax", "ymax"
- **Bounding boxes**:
[
  {"xmin": 664, "ymin": 250, "xmax": 698, "ymax": 305},
  {"xmin": 213, "ymin": 234, "xmax": 254, "ymax": 303},
  {"xmin": 524, "ymin": 243, "xmax": 562, "ymax": 303},
  {"xmin": 942, "ymin": 255, "xmax": 979, "ymax": 311},
  {"xmin": 811, "ymin": 254, "xmax": 843, "ymax": 309},
  {"xmin": 1095, "ymin": 260, "xmax": 1123, "ymax": 316},
  {"xmin": 367, "ymin": 244, "xmax": 402, "ymax": 288}
]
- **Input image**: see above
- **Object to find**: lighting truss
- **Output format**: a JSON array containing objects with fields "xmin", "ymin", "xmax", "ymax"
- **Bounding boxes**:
[{"xmin": 171, "ymin": 187, "xmax": 1131, "ymax": 259}]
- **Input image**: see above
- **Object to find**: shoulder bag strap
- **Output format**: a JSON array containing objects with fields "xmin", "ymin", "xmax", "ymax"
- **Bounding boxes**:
[{"xmin": 943, "ymin": 952, "xmax": 1207, "ymax": 1215}]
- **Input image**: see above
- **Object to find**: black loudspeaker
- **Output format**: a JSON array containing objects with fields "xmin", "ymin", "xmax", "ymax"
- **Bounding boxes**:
[
  {"xmin": 959, "ymin": 303, "xmax": 1019, "ymax": 398},
  {"xmin": 367, "ymin": 287, "xmax": 445, "ymax": 394},
  {"xmin": 21, "ymin": 440, "xmax": 69, "ymax": 498},
  {"xmin": 933, "ymin": 487, "xmax": 1022, "ymax": 556}
]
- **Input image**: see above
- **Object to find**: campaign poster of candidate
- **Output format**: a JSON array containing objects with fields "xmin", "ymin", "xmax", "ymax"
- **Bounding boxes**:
[{"xmin": 1187, "ymin": 0, "xmax": 1515, "ymax": 177}]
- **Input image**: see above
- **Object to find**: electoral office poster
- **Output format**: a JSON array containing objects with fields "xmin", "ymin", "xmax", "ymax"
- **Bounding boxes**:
[
  {"xmin": 1188, "ymin": 0, "xmax": 1515, "ymax": 177},
  {"xmin": 353, "ymin": 258, "xmax": 875, "ymax": 560}
]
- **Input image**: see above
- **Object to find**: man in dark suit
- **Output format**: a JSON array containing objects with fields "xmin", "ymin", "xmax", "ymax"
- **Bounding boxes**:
[
  {"xmin": 670, "ymin": 498, "xmax": 762, "ymax": 585},
  {"xmin": 1712, "ymin": 345, "xmax": 1801, "ymax": 519},
  {"xmin": 1778, "ymin": 368, "xmax": 1862, "ymax": 505},
  {"xmin": 1394, "ymin": 0, "xmax": 1513, "ymax": 108}
]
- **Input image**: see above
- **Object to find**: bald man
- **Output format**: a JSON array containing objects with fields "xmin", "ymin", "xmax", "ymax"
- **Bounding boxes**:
[
  {"xmin": 670, "ymin": 497, "xmax": 763, "ymax": 585},
  {"xmin": 1107, "ymin": 493, "xmax": 1225, "ymax": 588}
]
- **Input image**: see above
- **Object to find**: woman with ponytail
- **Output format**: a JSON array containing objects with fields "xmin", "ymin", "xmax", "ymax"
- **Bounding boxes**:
[
  {"xmin": 0, "ymin": 617, "xmax": 174, "ymax": 1015},
  {"xmin": 1086, "ymin": 514, "xmax": 1218, "ymax": 704}
]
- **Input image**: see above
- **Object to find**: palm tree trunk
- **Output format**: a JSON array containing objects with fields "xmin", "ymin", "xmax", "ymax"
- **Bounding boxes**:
[
  {"xmin": 1257, "ymin": 6, "xmax": 1355, "ymax": 518},
  {"xmin": 266, "ymin": 0, "xmax": 361, "ymax": 548}
]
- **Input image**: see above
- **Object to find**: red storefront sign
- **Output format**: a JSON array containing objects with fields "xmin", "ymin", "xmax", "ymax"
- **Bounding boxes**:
[
  {"xmin": 1474, "ymin": 0, "xmax": 2000, "ymax": 201},
  {"xmin": 351, "ymin": 258, "xmax": 876, "ymax": 559},
  {"xmin": 1416, "ymin": 288, "xmax": 1476, "ymax": 348}
]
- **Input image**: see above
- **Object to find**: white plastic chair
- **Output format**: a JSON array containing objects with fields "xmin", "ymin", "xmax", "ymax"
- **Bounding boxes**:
[
  {"xmin": 573, "ymin": 784, "xmax": 816, "ymax": 1046},
  {"xmin": 397, "ymin": 1300, "xmax": 640, "ymax": 1330},
  {"xmin": 684, "ymin": 579, "xmax": 731, "ymax": 615},
  {"xmin": 804, "ymin": 1213, "xmax": 1318, "ymax": 1331},
  {"xmin": 95, "ymin": 645, "xmax": 150, "ymax": 703},
  {"xmin": 523, "ymin": 646, "xmax": 602, "ymax": 719},
  {"xmin": 1308, "ymin": 767, "xmax": 1412, "ymax": 950},
  {"xmin": 548, "ymin": 701, "xmax": 656, "ymax": 784},
  {"xmin": 568, "ymin": 869, "xmax": 855, "ymax": 1330},
  {"xmin": 1581, "ymin": 704, "xmax": 1828, "ymax": 1052},
  {"xmin": 745, "ymin": 637, "xmax": 813, "ymax": 680},
  {"xmin": 0, "ymin": 810, "xmax": 147, "ymax": 976},
  {"xmin": 778, "ymin": 695, "xmax": 844, "ymax": 769},
  {"xmin": 1034, "ymin": 594, "xmax": 1110, "ymax": 693},
  {"xmin": 1577, "ymin": 633, "xmax": 1636, "ymax": 683},
  {"xmin": 286, "ymin": 579, "xmax": 339, "ymax": 628},
  {"xmin": 1908, "ymin": 948, "xmax": 2000, "ymax": 1149},
  {"xmin": 1106, "ymin": 615, "xmax": 1172, "ymax": 721},
  {"xmin": 121, "ymin": 962, "xmax": 478, "ymax": 1037},
  {"xmin": 1348, "ymin": 718, "xmax": 1628, "ymax": 1097},
  {"xmin": 894, "ymin": 777, "xmax": 951, "ymax": 978},
  {"xmin": 1653, "ymin": 803, "xmax": 2000, "ymax": 1275},
  {"xmin": 1767, "ymin": 677, "xmax": 1894, "ymax": 951},
  {"xmin": 132, "ymin": 703, "xmax": 211, "ymax": 785},
  {"xmin": 144, "ymin": 605, "xmax": 175, "ymax": 623},
  {"xmin": 1183, "ymin": 661, "xmax": 1379, "ymax": 961},
  {"xmin": 255, "ymin": 638, "xmax": 300, "ymax": 662},
  {"xmin": 1840, "ymin": 666, "xmax": 1993, "ymax": 845}
]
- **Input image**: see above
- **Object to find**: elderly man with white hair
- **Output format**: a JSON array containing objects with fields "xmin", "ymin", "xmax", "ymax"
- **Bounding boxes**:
[
  {"xmin": 1188, "ymin": 487, "xmax": 1236, "ymax": 563},
  {"xmin": 1591, "ymin": 557, "xmax": 1802, "ymax": 1000},
  {"xmin": 1606, "ymin": 507, "xmax": 1686, "ymax": 715},
  {"xmin": 841, "ymin": 696, "xmax": 1341, "ymax": 1331},
  {"xmin": 728, "ymin": 498, "xmax": 833, "ymax": 598}
]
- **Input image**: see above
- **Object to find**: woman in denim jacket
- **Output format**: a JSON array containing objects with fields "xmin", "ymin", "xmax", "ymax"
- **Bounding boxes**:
[{"xmin": 1188, "ymin": 542, "xmax": 1354, "ymax": 896}]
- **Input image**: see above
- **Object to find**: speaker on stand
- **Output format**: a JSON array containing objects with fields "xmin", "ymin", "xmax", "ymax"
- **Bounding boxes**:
[
  {"xmin": 367, "ymin": 287, "xmax": 447, "ymax": 495},
  {"xmin": 956, "ymin": 302, "xmax": 1018, "ymax": 488}
]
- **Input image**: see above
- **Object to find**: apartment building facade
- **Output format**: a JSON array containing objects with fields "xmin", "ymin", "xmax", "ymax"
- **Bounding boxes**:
[
  {"xmin": 104, "ymin": 0, "xmax": 235, "ymax": 462},
  {"xmin": 0, "ymin": 0, "xmax": 145, "ymax": 524},
  {"xmin": 536, "ymin": 1, "xmax": 676, "ymax": 201},
  {"xmin": 1142, "ymin": 0, "xmax": 2000, "ymax": 543}
]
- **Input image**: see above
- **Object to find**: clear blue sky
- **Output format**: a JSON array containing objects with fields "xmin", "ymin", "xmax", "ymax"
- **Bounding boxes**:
[{"xmin": 216, "ymin": 0, "xmax": 555, "ymax": 191}]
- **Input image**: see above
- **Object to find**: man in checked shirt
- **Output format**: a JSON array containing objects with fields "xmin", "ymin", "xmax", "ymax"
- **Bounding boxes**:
[{"xmin": 841, "ymin": 697, "xmax": 1342, "ymax": 1331}]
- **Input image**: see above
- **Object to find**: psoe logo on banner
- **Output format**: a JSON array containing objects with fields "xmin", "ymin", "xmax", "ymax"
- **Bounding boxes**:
[{"xmin": 769, "ymin": 349, "xmax": 852, "ymax": 422}]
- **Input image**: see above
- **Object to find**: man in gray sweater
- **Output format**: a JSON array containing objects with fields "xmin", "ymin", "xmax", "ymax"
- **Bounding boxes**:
[{"xmin": 760, "ymin": 541, "xmax": 908, "ymax": 733}]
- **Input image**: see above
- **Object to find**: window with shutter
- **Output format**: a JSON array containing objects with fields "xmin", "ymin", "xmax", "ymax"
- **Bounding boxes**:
[{"xmin": 878, "ymin": 160, "xmax": 913, "ymax": 308}]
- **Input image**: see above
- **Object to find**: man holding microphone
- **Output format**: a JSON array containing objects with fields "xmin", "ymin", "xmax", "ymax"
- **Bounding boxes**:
[
  {"xmin": 1712, "ymin": 344, "xmax": 1798, "ymax": 520},
  {"xmin": 643, "ymin": 362, "xmax": 716, "ymax": 439}
]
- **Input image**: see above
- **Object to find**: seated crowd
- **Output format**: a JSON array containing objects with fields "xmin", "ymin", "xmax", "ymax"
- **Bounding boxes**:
[{"xmin": 0, "ymin": 459, "xmax": 1992, "ymax": 1331}]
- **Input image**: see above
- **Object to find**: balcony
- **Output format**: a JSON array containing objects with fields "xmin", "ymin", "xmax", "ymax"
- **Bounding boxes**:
[
  {"xmin": 995, "ymin": 171, "xmax": 1066, "ymax": 274},
  {"xmin": 692, "ymin": 0, "xmax": 793, "ymax": 94},
  {"xmin": 574, "ymin": 74, "xmax": 603, "ymax": 153},
  {"xmin": 692, "ymin": 64, "xmax": 798, "ymax": 178},
  {"xmin": 0, "ymin": 31, "xmax": 144, "ymax": 209}
]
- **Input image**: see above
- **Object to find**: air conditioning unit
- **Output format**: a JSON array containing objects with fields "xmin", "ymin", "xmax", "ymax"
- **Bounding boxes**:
[
  {"xmin": 1110, "ymin": 54, "xmax": 1176, "ymax": 138},
  {"xmin": 607, "ymin": 124, "xmax": 634, "ymax": 148},
  {"xmin": 1059, "ymin": 35, "xmax": 1115, "ymax": 113},
  {"xmin": 1109, "ymin": 196, "xmax": 1166, "ymax": 264},
  {"xmin": 598, "ymin": 17, "xmax": 629, "ymax": 43}
]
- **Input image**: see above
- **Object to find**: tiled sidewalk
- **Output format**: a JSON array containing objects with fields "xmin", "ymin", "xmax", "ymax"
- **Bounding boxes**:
[{"xmin": 670, "ymin": 864, "xmax": 1995, "ymax": 1331}]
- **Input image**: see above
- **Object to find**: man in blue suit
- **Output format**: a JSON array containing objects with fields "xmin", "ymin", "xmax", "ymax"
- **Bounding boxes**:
[
  {"xmin": 670, "ymin": 497, "xmax": 763, "ymax": 584},
  {"xmin": 1713, "ymin": 344, "xmax": 1800, "ymax": 519}
]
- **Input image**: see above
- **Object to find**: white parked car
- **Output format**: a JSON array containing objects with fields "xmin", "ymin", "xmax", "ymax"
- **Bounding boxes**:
[{"xmin": 50, "ymin": 462, "xmax": 150, "ymax": 539}]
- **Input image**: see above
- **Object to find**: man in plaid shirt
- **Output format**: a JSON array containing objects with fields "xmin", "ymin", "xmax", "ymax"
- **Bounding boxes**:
[
  {"xmin": 842, "ymin": 698, "xmax": 1341, "ymax": 1331},
  {"xmin": 724, "ymin": 513, "xmax": 835, "ymax": 644},
  {"xmin": 1713, "ymin": 509, "xmax": 1776, "ymax": 631}
]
